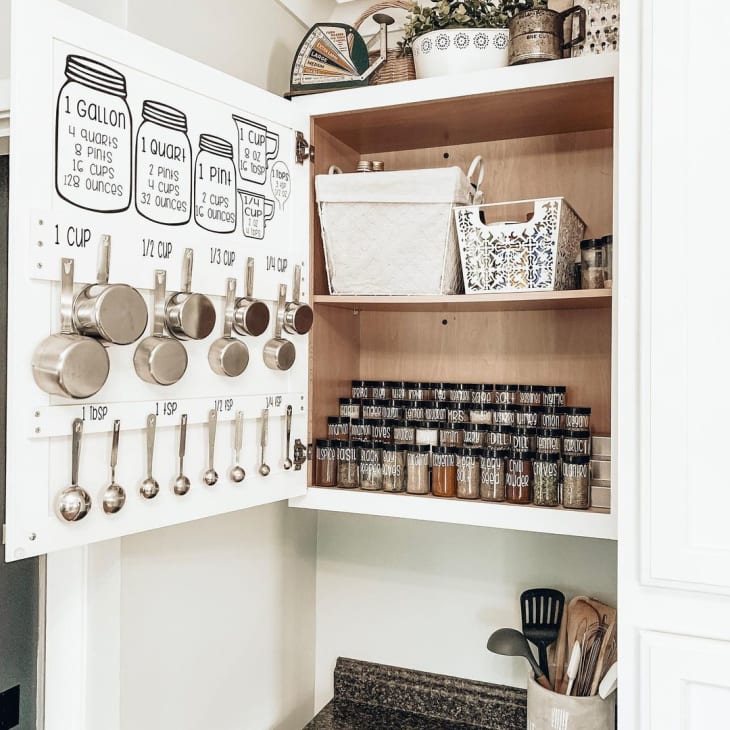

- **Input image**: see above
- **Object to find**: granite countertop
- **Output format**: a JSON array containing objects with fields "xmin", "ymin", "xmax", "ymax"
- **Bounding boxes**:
[{"xmin": 304, "ymin": 658, "xmax": 526, "ymax": 730}]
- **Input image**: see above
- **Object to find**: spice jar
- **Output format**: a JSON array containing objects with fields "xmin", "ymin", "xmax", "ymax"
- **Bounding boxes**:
[
  {"xmin": 494, "ymin": 384, "xmax": 518, "ymax": 405},
  {"xmin": 439, "ymin": 423, "xmax": 465, "ymax": 448},
  {"xmin": 339, "ymin": 398, "xmax": 361, "ymax": 419},
  {"xmin": 446, "ymin": 402, "xmax": 470, "ymax": 424},
  {"xmin": 533, "ymin": 452, "xmax": 560, "ymax": 507},
  {"xmin": 359, "ymin": 443, "xmax": 383, "ymax": 491},
  {"xmin": 315, "ymin": 439, "xmax": 338, "ymax": 487},
  {"xmin": 601, "ymin": 234, "xmax": 613, "ymax": 287},
  {"xmin": 472, "ymin": 383, "xmax": 494, "ymax": 405},
  {"xmin": 431, "ymin": 446, "xmax": 457, "ymax": 498},
  {"xmin": 337, "ymin": 441, "xmax": 360, "ymax": 489},
  {"xmin": 543, "ymin": 386, "xmax": 567, "ymax": 408},
  {"xmin": 415, "ymin": 421, "xmax": 440, "ymax": 449},
  {"xmin": 456, "ymin": 448, "xmax": 481, "ymax": 499},
  {"xmin": 537, "ymin": 428, "xmax": 563, "ymax": 455},
  {"xmin": 382, "ymin": 444, "xmax": 406, "ymax": 492},
  {"xmin": 406, "ymin": 381, "xmax": 432, "ymax": 401},
  {"xmin": 562, "ymin": 454, "xmax": 591, "ymax": 509},
  {"xmin": 494, "ymin": 404, "xmax": 518, "ymax": 427},
  {"xmin": 564, "ymin": 407, "xmax": 591, "ymax": 432},
  {"xmin": 406, "ymin": 445, "xmax": 431, "ymax": 495},
  {"xmin": 506, "ymin": 451, "xmax": 535, "ymax": 504},
  {"xmin": 403, "ymin": 400, "xmax": 425, "ymax": 422},
  {"xmin": 362, "ymin": 400, "xmax": 387, "ymax": 420},
  {"xmin": 516, "ymin": 405, "xmax": 543, "ymax": 429},
  {"xmin": 431, "ymin": 382, "xmax": 449, "ymax": 401},
  {"xmin": 372, "ymin": 419, "xmax": 397, "ymax": 444},
  {"xmin": 512, "ymin": 427, "xmax": 537, "ymax": 453},
  {"xmin": 424, "ymin": 401, "xmax": 448, "ymax": 422},
  {"xmin": 390, "ymin": 381, "xmax": 407, "ymax": 400},
  {"xmin": 351, "ymin": 379, "xmax": 369, "ymax": 399},
  {"xmin": 480, "ymin": 449, "xmax": 507, "ymax": 502},
  {"xmin": 581, "ymin": 239, "xmax": 606, "ymax": 289},
  {"xmin": 370, "ymin": 381, "xmax": 391, "ymax": 400},
  {"xmin": 563, "ymin": 429, "xmax": 591, "ymax": 457},
  {"xmin": 486, "ymin": 424, "xmax": 514, "ymax": 452},
  {"xmin": 327, "ymin": 416, "xmax": 350, "ymax": 441},
  {"xmin": 448, "ymin": 383, "xmax": 473, "ymax": 403},
  {"xmin": 470, "ymin": 405, "xmax": 494, "ymax": 425},
  {"xmin": 518, "ymin": 385, "xmax": 546, "ymax": 406},
  {"xmin": 393, "ymin": 420, "xmax": 417, "ymax": 445},
  {"xmin": 463, "ymin": 423, "xmax": 487, "ymax": 448},
  {"xmin": 349, "ymin": 418, "xmax": 371, "ymax": 441},
  {"xmin": 540, "ymin": 407, "xmax": 566, "ymax": 431},
  {"xmin": 382, "ymin": 400, "xmax": 403, "ymax": 420}
]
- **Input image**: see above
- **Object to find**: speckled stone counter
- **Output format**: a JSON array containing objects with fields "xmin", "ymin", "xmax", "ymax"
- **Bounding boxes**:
[{"xmin": 304, "ymin": 658, "xmax": 526, "ymax": 730}]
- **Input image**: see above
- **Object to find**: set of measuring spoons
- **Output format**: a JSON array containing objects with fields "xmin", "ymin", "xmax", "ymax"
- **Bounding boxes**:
[{"xmin": 55, "ymin": 405, "xmax": 299, "ymax": 523}]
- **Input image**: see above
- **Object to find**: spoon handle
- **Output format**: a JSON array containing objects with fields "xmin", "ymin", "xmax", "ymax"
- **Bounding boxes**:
[
  {"xmin": 146, "ymin": 414, "xmax": 156, "ymax": 479},
  {"xmin": 234, "ymin": 410, "xmax": 244, "ymax": 462},
  {"xmin": 110, "ymin": 419, "xmax": 120, "ymax": 481},
  {"xmin": 285, "ymin": 405, "xmax": 292, "ymax": 460},
  {"xmin": 261, "ymin": 408, "xmax": 269, "ymax": 467},
  {"xmin": 208, "ymin": 409, "xmax": 217, "ymax": 471},
  {"xmin": 178, "ymin": 413, "xmax": 188, "ymax": 473},
  {"xmin": 71, "ymin": 418, "xmax": 83, "ymax": 487}
]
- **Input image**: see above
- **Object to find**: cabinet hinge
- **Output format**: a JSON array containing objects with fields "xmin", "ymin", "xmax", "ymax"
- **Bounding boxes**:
[{"xmin": 295, "ymin": 131, "xmax": 315, "ymax": 165}]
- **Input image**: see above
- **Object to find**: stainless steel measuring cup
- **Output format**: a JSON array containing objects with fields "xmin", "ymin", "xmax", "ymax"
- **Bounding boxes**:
[
  {"xmin": 32, "ymin": 258, "xmax": 110, "ymax": 399},
  {"xmin": 208, "ymin": 278, "xmax": 249, "ymax": 377},
  {"xmin": 283, "ymin": 264, "xmax": 313, "ymax": 336},
  {"xmin": 233, "ymin": 257, "xmax": 270, "ymax": 337},
  {"xmin": 165, "ymin": 248, "xmax": 216, "ymax": 340},
  {"xmin": 263, "ymin": 284, "xmax": 296, "ymax": 371},
  {"xmin": 134, "ymin": 270, "xmax": 188, "ymax": 386},
  {"xmin": 73, "ymin": 234, "xmax": 148, "ymax": 345}
]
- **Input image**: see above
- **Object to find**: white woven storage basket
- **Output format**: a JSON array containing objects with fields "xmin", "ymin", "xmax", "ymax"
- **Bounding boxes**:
[{"xmin": 316, "ymin": 160, "xmax": 482, "ymax": 295}]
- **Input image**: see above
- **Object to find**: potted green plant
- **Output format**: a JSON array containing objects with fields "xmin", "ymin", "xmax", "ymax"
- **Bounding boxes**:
[
  {"xmin": 503, "ymin": 0, "xmax": 586, "ymax": 65},
  {"xmin": 400, "ymin": 1, "xmax": 511, "ymax": 79}
]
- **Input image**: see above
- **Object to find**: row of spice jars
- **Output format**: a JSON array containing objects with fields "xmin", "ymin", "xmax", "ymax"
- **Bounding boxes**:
[
  {"xmin": 315, "ymin": 440, "xmax": 592, "ymax": 509},
  {"xmin": 350, "ymin": 381, "xmax": 567, "ymax": 406}
]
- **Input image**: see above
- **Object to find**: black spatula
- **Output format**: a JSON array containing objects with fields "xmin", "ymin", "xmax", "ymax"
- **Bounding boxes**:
[{"xmin": 520, "ymin": 588, "xmax": 565, "ymax": 683}]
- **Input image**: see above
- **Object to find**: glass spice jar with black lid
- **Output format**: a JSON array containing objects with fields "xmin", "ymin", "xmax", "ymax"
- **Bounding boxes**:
[
  {"xmin": 349, "ymin": 418, "xmax": 371, "ymax": 441},
  {"xmin": 327, "ymin": 416, "xmax": 350, "ymax": 441},
  {"xmin": 516, "ymin": 405, "xmax": 544, "ymax": 429},
  {"xmin": 472, "ymin": 383, "xmax": 494, "ymax": 405},
  {"xmin": 463, "ymin": 422, "xmax": 488, "ymax": 448},
  {"xmin": 563, "ymin": 429, "xmax": 591, "ymax": 457},
  {"xmin": 480, "ymin": 448, "xmax": 507, "ymax": 502},
  {"xmin": 431, "ymin": 382, "xmax": 449, "ymax": 401},
  {"xmin": 351, "ymin": 380, "xmax": 369, "ymax": 399},
  {"xmin": 403, "ymin": 400, "xmax": 425, "ymax": 422},
  {"xmin": 537, "ymin": 428, "xmax": 563, "ymax": 455},
  {"xmin": 494, "ymin": 384, "xmax": 518, "ymax": 405},
  {"xmin": 372, "ymin": 419, "xmax": 397, "ymax": 444},
  {"xmin": 315, "ymin": 439, "xmax": 338, "ymax": 487},
  {"xmin": 540, "ymin": 406, "xmax": 566, "ymax": 431},
  {"xmin": 486, "ymin": 424, "xmax": 514, "ymax": 452},
  {"xmin": 359, "ymin": 442, "xmax": 383, "ymax": 491},
  {"xmin": 336, "ymin": 441, "xmax": 360, "ymax": 489},
  {"xmin": 389, "ymin": 380, "xmax": 407, "ymax": 400},
  {"xmin": 533, "ymin": 452, "xmax": 560, "ymax": 507},
  {"xmin": 393, "ymin": 420, "xmax": 417, "ymax": 445},
  {"xmin": 506, "ymin": 450, "xmax": 535, "ymax": 504},
  {"xmin": 424, "ymin": 401, "xmax": 448, "ymax": 422},
  {"xmin": 339, "ymin": 397, "xmax": 361, "ymax": 419},
  {"xmin": 439, "ymin": 423, "xmax": 465, "ymax": 448},
  {"xmin": 446, "ymin": 402, "xmax": 470, "ymax": 423},
  {"xmin": 370, "ymin": 380, "xmax": 391, "ymax": 400},
  {"xmin": 362, "ymin": 399, "xmax": 388, "ymax": 420},
  {"xmin": 406, "ymin": 381, "xmax": 432, "ymax": 401},
  {"xmin": 543, "ymin": 385, "xmax": 567, "ymax": 408},
  {"xmin": 405, "ymin": 444, "xmax": 431, "ymax": 494},
  {"xmin": 455, "ymin": 447, "xmax": 481, "ymax": 499},
  {"xmin": 512, "ymin": 426, "xmax": 537, "ymax": 453},
  {"xmin": 518, "ymin": 384, "xmax": 546, "ymax": 406},
  {"xmin": 382, "ymin": 400, "xmax": 403, "ymax": 420},
  {"xmin": 494, "ymin": 403, "xmax": 518, "ymax": 427},
  {"xmin": 470, "ymin": 405, "xmax": 495, "ymax": 425},
  {"xmin": 564, "ymin": 407, "xmax": 591, "ymax": 432},
  {"xmin": 415, "ymin": 421, "xmax": 440, "ymax": 448},
  {"xmin": 382, "ymin": 443, "xmax": 406, "ymax": 492},
  {"xmin": 580, "ymin": 238, "xmax": 606, "ymax": 290},
  {"xmin": 562, "ymin": 454, "xmax": 591, "ymax": 509},
  {"xmin": 431, "ymin": 445, "xmax": 457, "ymax": 498},
  {"xmin": 448, "ymin": 383, "xmax": 473, "ymax": 403}
]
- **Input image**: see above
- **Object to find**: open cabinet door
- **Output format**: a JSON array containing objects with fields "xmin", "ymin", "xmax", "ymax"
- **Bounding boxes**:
[{"xmin": 5, "ymin": 0, "xmax": 312, "ymax": 560}]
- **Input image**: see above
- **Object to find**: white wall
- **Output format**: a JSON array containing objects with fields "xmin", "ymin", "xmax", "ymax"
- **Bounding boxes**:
[{"xmin": 313, "ymin": 513, "xmax": 617, "ymax": 711}]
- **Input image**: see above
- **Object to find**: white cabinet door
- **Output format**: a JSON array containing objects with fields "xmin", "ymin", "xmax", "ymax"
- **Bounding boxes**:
[{"xmin": 5, "ymin": 0, "xmax": 312, "ymax": 560}]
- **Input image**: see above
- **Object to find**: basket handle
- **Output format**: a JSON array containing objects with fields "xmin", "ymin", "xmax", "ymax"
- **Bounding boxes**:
[
  {"xmin": 353, "ymin": 1, "xmax": 413, "ymax": 30},
  {"xmin": 467, "ymin": 156, "xmax": 485, "ymax": 205}
]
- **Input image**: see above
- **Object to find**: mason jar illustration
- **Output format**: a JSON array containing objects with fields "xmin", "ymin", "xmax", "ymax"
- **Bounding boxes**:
[
  {"xmin": 135, "ymin": 100, "xmax": 192, "ymax": 225},
  {"xmin": 194, "ymin": 134, "xmax": 237, "ymax": 233},
  {"xmin": 238, "ymin": 190, "xmax": 275, "ymax": 240},
  {"xmin": 56, "ymin": 54, "xmax": 132, "ymax": 212},
  {"xmin": 232, "ymin": 115, "xmax": 279, "ymax": 185}
]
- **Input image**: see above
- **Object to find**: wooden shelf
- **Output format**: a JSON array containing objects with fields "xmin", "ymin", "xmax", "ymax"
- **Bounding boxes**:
[
  {"xmin": 313, "ymin": 289, "xmax": 612, "ymax": 313},
  {"xmin": 289, "ymin": 487, "xmax": 616, "ymax": 541}
]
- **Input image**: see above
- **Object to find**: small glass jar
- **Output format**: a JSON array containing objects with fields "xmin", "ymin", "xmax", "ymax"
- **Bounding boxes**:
[
  {"xmin": 602, "ymin": 234, "xmax": 613, "ymax": 286},
  {"xmin": 359, "ymin": 443, "xmax": 383, "ymax": 491},
  {"xmin": 406, "ymin": 381, "xmax": 432, "ymax": 401},
  {"xmin": 327, "ymin": 416, "xmax": 350, "ymax": 441},
  {"xmin": 472, "ymin": 383, "xmax": 494, "ymax": 405},
  {"xmin": 351, "ymin": 379, "xmax": 369, "ymax": 399},
  {"xmin": 415, "ymin": 421, "xmax": 440, "ymax": 450},
  {"xmin": 506, "ymin": 451, "xmax": 535, "ymax": 504},
  {"xmin": 562, "ymin": 454, "xmax": 591, "ymax": 509},
  {"xmin": 494, "ymin": 384, "xmax": 518, "ymax": 405},
  {"xmin": 463, "ymin": 423, "xmax": 487, "ymax": 448},
  {"xmin": 431, "ymin": 446, "xmax": 457, "ymax": 498},
  {"xmin": 446, "ymin": 402, "xmax": 470, "ymax": 424},
  {"xmin": 336, "ymin": 441, "xmax": 360, "ymax": 489},
  {"xmin": 372, "ymin": 419, "xmax": 397, "ymax": 444},
  {"xmin": 403, "ymin": 400, "xmax": 425, "ymax": 422},
  {"xmin": 563, "ymin": 429, "xmax": 591, "ymax": 457},
  {"xmin": 339, "ymin": 398, "xmax": 361, "ymax": 420},
  {"xmin": 370, "ymin": 381, "xmax": 391, "ymax": 400},
  {"xmin": 486, "ymin": 425, "xmax": 514, "ymax": 452},
  {"xmin": 512, "ymin": 427, "xmax": 537, "ymax": 453},
  {"xmin": 424, "ymin": 401, "xmax": 448, "ymax": 423},
  {"xmin": 540, "ymin": 407, "xmax": 566, "ymax": 431},
  {"xmin": 448, "ymin": 383, "xmax": 473, "ymax": 403},
  {"xmin": 406, "ymin": 445, "xmax": 431, "ymax": 495},
  {"xmin": 390, "ymin": 381, "xmax": 407, "ymax": 400},
  {"xmin": 393, "ymin": 420, "xmax": 417, "ymax": 446},
  {"xmin": 362, "ymin": 400, "xmax": 387, "ymax": 420},
  {"xmin": 456, "ymin": 448, "xmax": 481, "ymax": 499},
  {"xmin": 543, "ymin": 386, "xmax": 567, "ymax": 408},
  {"xmin": 349, "ymin": 418, "xmax": 371, "ymax": 441},
  {"xmin": 470, "ymin": 405, "xmax": 494, "ymax": 425},
  {"xmin": 431, "ymin": 382, "xmax": 449, "ymax": 401},
  {"xmin": 518, "ymin": 385, "xmax": 546, "ymax": 406},
  {"xmin": 494, "ymin": 404, "xmax": 518, "ymax": 427},
  {"xmin": 581, "ymin": 238, "xmax": 606, "ymax": 289},
  {"xmin": 480, "ymin": 448, "xmax": 507, "ymax": 502},
  {"xmin": 382, "ymin": 400, "xmax": 403, "ymax": 421},
  {"xmin": 439, "ymin": 424, "xmax": 465, "ymax": 448},
  {"xmin": 564, "ymin": 407, "xmax": 591, "ymax": 432},
  {"xmin": 533, "ymin": 452, "xmax": 561, "ymax": 507},
  {"xmin": 382, "ymin": 444, "xmax": 407, "ymax": 492},
  {"xmin": 516, "ymin": 406, "xmax": 544, "ymax": 429},
  {"xmin": 537, "ymin": 428, "xmax": 563, "ymax": 455},
  {"xmin": 315, "ymin": 439, "xmax": 338, "ymax": 487}
]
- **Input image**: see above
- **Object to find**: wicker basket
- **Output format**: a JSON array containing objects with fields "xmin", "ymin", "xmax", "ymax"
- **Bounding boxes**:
[{"xmin": 353, "ymin": 1, "xmax": 416, "ymax": 86}]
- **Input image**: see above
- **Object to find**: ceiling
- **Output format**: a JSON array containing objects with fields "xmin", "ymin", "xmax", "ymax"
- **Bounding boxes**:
[{"xmin": 276, "ymin": 0, "xmax": 408, "ymax": 34}]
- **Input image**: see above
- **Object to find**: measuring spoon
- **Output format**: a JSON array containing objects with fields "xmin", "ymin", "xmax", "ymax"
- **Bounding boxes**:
[
  {"xmin": 283, "ymin": 264, "xmax": 313, "ymax": 336},
  {"xmin": 229, "ymin": 411, "xmax": 246, "ymax": 483},
  {"xmin": 134, "ymin": 270, "xmax": 188, "ymax": 386},
  {"xmin": 259, "ymin": 409, "xmax": 270, "ymax": 476},
  {"xmin": 208, "ymin": 278, "xmax": 249, "ymax": 377},
  {"xmin": 102, "ymin": 419, "xmax": 126, "ymax": 514},
  {"xmin": 166, "ymin": 248, "xmax": 216, "ymax": 340},
  {"xmin": 173, "ymin": 413, "xmax": 191, "ymax": 496},
  {"xmin": 283, "ymin": 405, "xmax": 293, "ymax": 470},
  {"xmin": 263, "ymin": 284, "xmax": 296, "ymax": 371},
  {"xmin": 140, "ymin": 414, "xmax": 160, "ymax": 499},
  {"xmin": 204, "ymin": 409, "xmax": 219, "ymax": 486},
  {"xmin": 56, "ymin": 418, "xmax": 92, "ymax": 522},
  {"xmin": 233, "ymin": 257, "xmax": 270, "ymax": 337}
]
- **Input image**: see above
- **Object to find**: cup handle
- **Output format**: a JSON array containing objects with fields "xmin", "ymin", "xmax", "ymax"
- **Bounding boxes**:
[
  {"xmin": 266, "ymin": 132, "xmax": 280, "ymax": 163},
  {"xmin": 560, "ymin": 5, "xmax": 586, "ymax": 50},
  {"xmin": 264, "ymin": 199, "xmax": 275, "ymax": 223}
]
